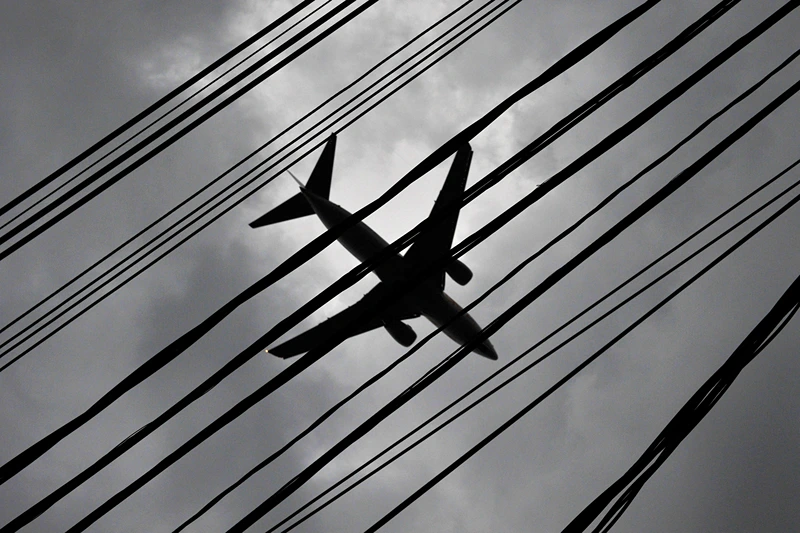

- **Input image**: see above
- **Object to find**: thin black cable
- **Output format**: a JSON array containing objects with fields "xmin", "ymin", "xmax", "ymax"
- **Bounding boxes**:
[
  {"xmin": 248, "ymin": 0, "xmax": 777, "ymax": 420},
  {"xmin": 0, "ymin": 0, "xmax": 661, "ymax": 499},
  {"xmin": 1, "ymin": 4, "xmax": 672, "ymax": 529},
  {"xmin": 0, "ymin": 0, "xmax": 580, "ymax": 525},
  {"xmin": 0, "ymin": 0, "xmax": 478, "ymax": 342},
  {"xmin": 0, "ymin": 6, "xmax": 755, "ymax": 521},
  {"xmin": 278, "ymin": 169, "xmax": 800, "ymax": 533},
  {"xmin": 364, "ymin": 187, "xmax": 800, "ymax": 533},
  {"xmin": 0, "ymin": 0, "xmax": 497, "ymax": 368},
  {"xmin": 562, "ymin": 282, "xmax": 800, "ymax": 533},
  {"xmin": 220, "ymin": 57, "xmax": 800, "ymax": 533},
  {"xmin": 7, "ymin": 3, "xmax": 778, "ymax": 530},
  {"xmin": 0, "ymin": 0, "xmax": 316, "ymax": 220},
  {"xmin": 0, "ymin": 0, "xmax": 338, "ymax": 234},
  {"xmin": 258, "ymin": 97, "xmax": 800, "ymax": 533},
  {"xmin": 0, "ymin": 0, "xmax": 375, "ymax": 258}
]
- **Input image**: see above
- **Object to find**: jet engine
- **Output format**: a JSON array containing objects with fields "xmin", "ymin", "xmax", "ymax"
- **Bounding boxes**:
[
  {"xmin": 383, "ymin": 320, "xmax": 416, "ymax": 347},
  {"xmin": 446, "ymin": 259, "xmax": 473, "ymax": 285}
]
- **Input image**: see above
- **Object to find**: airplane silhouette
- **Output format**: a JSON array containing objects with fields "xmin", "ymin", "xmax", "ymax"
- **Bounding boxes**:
[{"xmin": 251, "ymin": 135, "xmax": 497, "ymax": 360}]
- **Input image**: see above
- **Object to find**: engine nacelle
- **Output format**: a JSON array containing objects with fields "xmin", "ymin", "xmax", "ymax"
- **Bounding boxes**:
[
  {"xmin": 446, "ymin": 259, "xmax": 473, "ymax": 285},
  {"xmin": 383, "ymin": 320, "xmax": 416, "ymax": 347}
]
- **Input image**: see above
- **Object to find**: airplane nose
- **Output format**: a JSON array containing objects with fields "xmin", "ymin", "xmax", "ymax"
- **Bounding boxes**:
[{"xmin": 475, "ymin": 340, "xmax": 498, "ymax": 360}]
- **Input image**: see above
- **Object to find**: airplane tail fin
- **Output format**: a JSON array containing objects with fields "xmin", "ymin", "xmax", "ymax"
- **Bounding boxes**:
[
  {"xmin": 304, "ymin": 133, "xmax": 335, "ymax": 199},
  {"xmin": 249, "ymin": 134, "xmax": 337, "ymax": 228}
]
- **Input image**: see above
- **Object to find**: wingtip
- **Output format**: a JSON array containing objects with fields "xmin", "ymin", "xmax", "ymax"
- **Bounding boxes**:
[{"xmin": 266, "ymin": 346, "xmax": 297, "ymax": 359}]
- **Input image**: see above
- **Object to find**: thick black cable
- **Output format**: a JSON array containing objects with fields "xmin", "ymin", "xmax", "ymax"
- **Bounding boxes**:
[
  {"xmin": 0, "ymin": 0, "xmax": 498, "ymax": 368},
  {"xmin": 4, "ymin": 13, "xmax": 776, "ymax": 532},
  {"xmin": 0, "ymin": 0, "xmax": 375, "ymax": 258},
  {"xmin": 252, "ymin": 0, "xmax": 778, "ymax": 420},
  {"xmin": 0, "ymin": 0, "xmax": 477, "ymax": 343},
  {"xmin": 271, "ymin": 154, "xmax": 800, "ymax": 533},
  {"xmin": 586, "ymin": 293, "xmax": 799, "ymax": 533},
  {"xmin": 4, "ymin": 1, "xmax": 636, "ymax": 530},
  {"xmin": 363, "ymin": 187, "xmax": 800, "ymax": 533},
  {"xmin": 5, "ymin": 7, "xmax": 764, "ymax": 526},
  {"xmin": 1, "ymin": 5, "xmax": 674, "ymax": 530},
  {"xmin": 285, "ymin": 180, "xmax": 800, "ymax": 533},
  {"xmin": 561, "ymin": 279, "xmax": 800, "ymax": 533},
  {"xmin": 0, "ymin": 0, "xmax": 338, "ymax": 234},
  {"xmin": 0, "ymin": 0, "xmax": 316, "ymax": 220},
  {"xmin": 587, "ymin": 299, "xmax": 799, "ymax": 533},
  {"xmin": 0, "ymin": 0, "xmax": 661, "ymax": 499},
  {"xmin": 221, "ymin": 53, "xmax": 800, "ymax": 533}
]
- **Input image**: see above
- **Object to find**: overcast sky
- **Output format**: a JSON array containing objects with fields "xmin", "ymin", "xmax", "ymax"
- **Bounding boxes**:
[{"xmin": 1, "ymin": 1, "xmax": 799, "ymax": 532}]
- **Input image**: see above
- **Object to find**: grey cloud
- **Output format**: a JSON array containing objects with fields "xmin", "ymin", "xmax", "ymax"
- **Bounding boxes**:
[{"xmin": 1, "ymin": 1, "xmax": 799, "ymax": 533}]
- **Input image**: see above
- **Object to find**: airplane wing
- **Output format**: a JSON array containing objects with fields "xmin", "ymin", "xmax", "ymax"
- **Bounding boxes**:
[
  {"xmin": 403, "ymin": 143, "xmax": 473, "ymax": 290},
  {"xmin": 268, "ymin": 282, "xmax": 419, "ymax": 359}
]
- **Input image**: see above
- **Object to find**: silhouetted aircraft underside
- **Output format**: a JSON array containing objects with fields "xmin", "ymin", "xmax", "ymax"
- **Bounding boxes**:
[{"xmin": 251, "ymin": 135, "xmax": 497, "ymax": 360}]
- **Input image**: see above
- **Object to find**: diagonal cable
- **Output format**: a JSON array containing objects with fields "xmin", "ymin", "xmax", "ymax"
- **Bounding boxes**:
[
  {"xmin": 0, "ymin": 0, "xmax": 316, "ymax": 220},
  {"xmin": 0, "ymin": 0, "xmax": 377, "ymax": 258},
  {"xmin": 0, "ymin": 0, "xmax": 665, "ymax": 496},
  {"xmin": 0, "ymin": 0, "xmax": 503, "ymax": 370},
  {"xmin": 561, "ymin": 277, "xmax": 800, "ymax": 533},
  {"xmin": 364, "ymin": 186, "xmax": 800, "ymax": 533},
  {"xmin": 222, "ymin": 64, "xmax": 800, "ymax": 533},
  {"xmin": 0, "ymin": 0, "xmax": 338, "ymax": 234}
]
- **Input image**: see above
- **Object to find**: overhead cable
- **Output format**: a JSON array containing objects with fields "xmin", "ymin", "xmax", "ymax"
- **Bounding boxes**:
[
  {"xmin": 561, "ymin": 276, "xmax": 800, "ymax": 533},
  {"xmin": 0, "ymin": 0, "xmax": 663, "ymax": 502},
  {"xmin": 169, "ymin": 47, "xmax": 800, "ymax": 532},
  {"xmin": 0, "ymin": 0, "xmax": 317, "ymax": 220},
  {"xmin": 0, "ymin": 0, "xmax": 378, "ymax": 259},
  {"xmin": 363, "ymin": 188, "xmax": 800, "ymax": 533},
  {"xmin": 274, "ymin": 162, "xmax": 800, "ymax": 533},
  {"xmin": 220, "ymin": 62, "xmax": 800, "ymax": 533}
]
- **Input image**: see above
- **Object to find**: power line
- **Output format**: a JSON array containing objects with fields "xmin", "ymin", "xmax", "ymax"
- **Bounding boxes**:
[
  {"xmin": 272, "ymin": 160, "xmax": 800, "ymax": 533},
  {"xmin": 364, "ymin": 190, "xmax": 800, "ymax": 533},
  {"xmin": 188, "ymin": 127, "xmax": 800, "ymax": 533},
  {"xmin": 0, "ymin": 0, "xmax": 505, "ymax": 371},
  {"xmin": 0, "ymin": 0, "xmax": 377, "ymax": 260},
  {"xmin": 220, "ymin": 66, "xmax": 800, "ymax": 533},
  {"xmin": 0, "ymin": 0, "xmax": 317, "ymax": 220},
  {"xmin": 0, "ymin": 0, "xmax": 662, "ymax": 500},
  {"xmin": 561, "ymin": 277, "xmax": 800, "ymax": 533}
]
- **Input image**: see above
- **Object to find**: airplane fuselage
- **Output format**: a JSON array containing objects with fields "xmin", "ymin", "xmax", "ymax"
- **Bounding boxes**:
[{"xmin": 301, "ymin": 187, "xmax": 497, "ymax": 359}]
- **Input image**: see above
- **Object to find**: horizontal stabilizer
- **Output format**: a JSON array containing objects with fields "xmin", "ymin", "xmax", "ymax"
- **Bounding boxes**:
[{"xmin": 249, "ymin": 192, "xmax": 313, "ymax": 228}]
